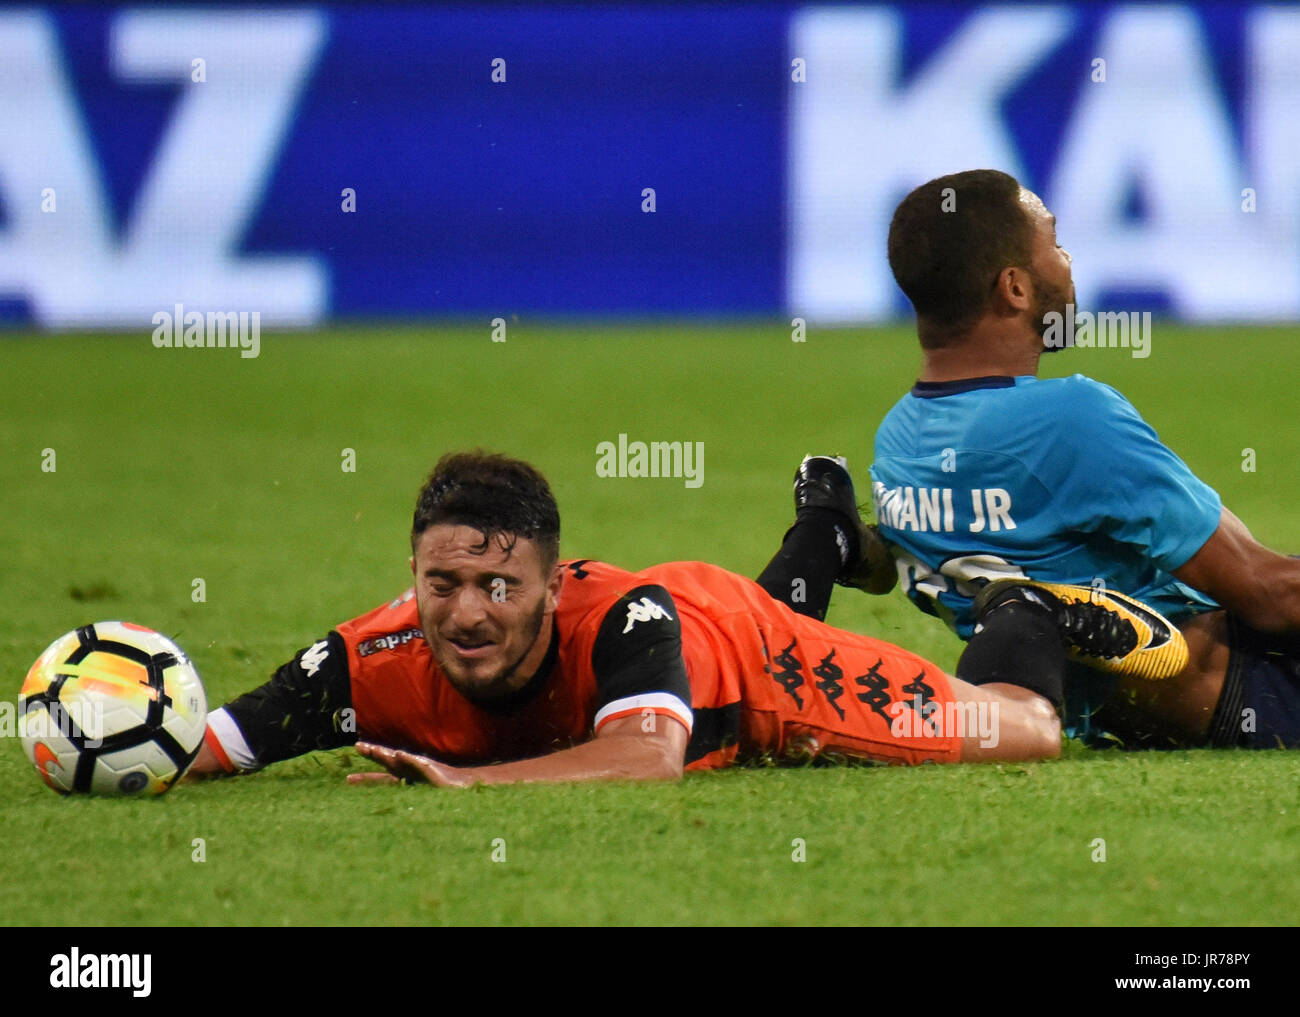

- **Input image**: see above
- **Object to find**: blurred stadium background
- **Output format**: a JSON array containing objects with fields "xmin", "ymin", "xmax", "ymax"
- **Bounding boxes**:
[
  {"xmin": 8, "ymin": 3, "xmax": 1300, "ymax": 327},
  {"xmin": 3, "ymin": 2, "xmax": 1298, "ymax": 929}
]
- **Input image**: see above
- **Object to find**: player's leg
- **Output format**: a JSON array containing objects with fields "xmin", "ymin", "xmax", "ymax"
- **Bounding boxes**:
[
  {"xmin": 948, "ymin": 677, "xmax": 1061, "ymax": 761},
  {"xmin": 1151, "ymin": 552, "xmax": 1300, "ymax": 747},
  {"xmin": 978, "ymin": 577, "xmax": 1299, "ymax": 749},
  {"xmin": 1090, "ymin": 610, "xmax": 1229, "ymax": 746},
  {"xmin": 974, "ymin": 579, "xmax": 1189, "ymax": 680},
  {"xmin": 959, "ymin": 579, "xmax": 1300, "ymax": 750},
  {"xmin": 755, "ymin": 455, "xmax": 893, "ymax": 621},
  {"xmin": 1095, "ymin": 610, "xmax": 1300, "ymax": 749},
  {"xmin": 953, "ymin": 587, "xmax": 1068, "ymax": 715},
  {"xmin": 755, "ymin": 517, "xmax": 844, "ymax": 623},
  {"xmin": 914, "ymin": 575, "xmax": 1228, "ymax": 757},
  {"xmin": 755, "ymin": 604, "xmax": 1062, "ymax": 766},
  {"xmin": 948, "ymin": 588, "xmax": 1068, "ymax": 759},
  {"xmin": 957, "ymin": 578, "xmax": 1215, "ymax": 751}
]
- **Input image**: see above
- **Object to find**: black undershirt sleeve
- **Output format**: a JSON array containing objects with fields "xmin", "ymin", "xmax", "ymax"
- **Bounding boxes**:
[
  {"xmin": 590, "ymin": 584, "xmax": 692, "ymax": 720},
  {"xmin": 220, "ymin": 630, "xmax": 356, "ymax": 768}
]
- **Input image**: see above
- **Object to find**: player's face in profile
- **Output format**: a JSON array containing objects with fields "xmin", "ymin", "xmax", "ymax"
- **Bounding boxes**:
[
  {"xmin": 1019, "ymin": 188, "xmax": 1076, "ymax": 341},
  {"xmin": 411, "ymin": 524, "xmax": 560, "ymax": 702}
]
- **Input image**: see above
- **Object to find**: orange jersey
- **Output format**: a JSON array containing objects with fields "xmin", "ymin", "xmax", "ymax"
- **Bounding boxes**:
[{"xmin": 331, "ymin": 559, "xmax": 960, "ymax": 769}]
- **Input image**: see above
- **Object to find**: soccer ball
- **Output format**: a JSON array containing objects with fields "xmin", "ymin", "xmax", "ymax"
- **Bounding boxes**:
[{"xmin": 19, "ymin": 622, "xmax": 208, "ymax": 796}]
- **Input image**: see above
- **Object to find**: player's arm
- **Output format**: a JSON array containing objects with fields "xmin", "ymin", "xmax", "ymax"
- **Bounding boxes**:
[
  {"xmin": 188, "ymin": 632, "xmax": 354, "ymax": 777},
  {"xmin": 1174, "ymin": 507, "xmax": 1300, "ymax": 633},
  {"xmin": 350, "ymin": 585, "xmax": 694, "ymax": 787},
  {"xmin": 351, "ymin": 713, "xmax": 687, "ymax": 787}
]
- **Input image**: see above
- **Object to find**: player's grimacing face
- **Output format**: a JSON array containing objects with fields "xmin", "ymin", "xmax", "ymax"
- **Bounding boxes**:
[{"xmin": 410, "ymin": 524, "xmax": 560, "ymax": 700}]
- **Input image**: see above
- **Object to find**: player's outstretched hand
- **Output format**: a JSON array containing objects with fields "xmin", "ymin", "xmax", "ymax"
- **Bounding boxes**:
[{"xmin": 347, "ymin": 741, "xmax": 474, "ymax": 788}]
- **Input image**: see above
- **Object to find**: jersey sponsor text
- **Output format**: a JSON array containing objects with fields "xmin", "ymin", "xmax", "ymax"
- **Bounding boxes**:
[{"xmin": 356, "ymin": 627, "xmax": 425, "ymax": 657}]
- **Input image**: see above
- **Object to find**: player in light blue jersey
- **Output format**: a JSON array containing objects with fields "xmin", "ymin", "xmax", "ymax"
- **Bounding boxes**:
[
  {"xmin": 869, "ymin": 169, "xmax": 1300, "ymax": 749},
  {"xmin": 873, "ymin": 374, "xmax": 1220, "ymax": 638}
]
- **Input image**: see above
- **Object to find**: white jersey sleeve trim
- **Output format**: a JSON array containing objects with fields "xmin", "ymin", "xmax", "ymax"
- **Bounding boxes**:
[
  {"xmin": 206, "ymin": 707, "xmax": 259, "ymax": 771},
  {"xmin": 594, "ymin": 692, "xmax": 693, "ymax": 735}
]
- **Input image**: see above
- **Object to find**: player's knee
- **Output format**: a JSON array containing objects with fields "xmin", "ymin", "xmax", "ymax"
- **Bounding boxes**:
[
  {"xmin": 956, "ymin": 602, "xmax": 1066, "ymax": 709},
  {"xmin": 1024, "ymin": 695, "xmax": 1062, "ymax": 759}
]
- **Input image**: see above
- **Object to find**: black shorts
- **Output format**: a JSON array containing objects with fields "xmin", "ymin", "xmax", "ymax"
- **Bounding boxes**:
[{"xmin": 1207, "ymin": 616, "xmax": 1300, "ymax": 749}]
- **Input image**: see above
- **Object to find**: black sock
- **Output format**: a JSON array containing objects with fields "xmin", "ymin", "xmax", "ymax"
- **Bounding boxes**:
[
  {"xmin": 756, "ymin": 508, "xmax": 849, "ymax": 621},
  {"xmin": 956, "ymin": 601, "xmax": 1066, "ymax": 709}
]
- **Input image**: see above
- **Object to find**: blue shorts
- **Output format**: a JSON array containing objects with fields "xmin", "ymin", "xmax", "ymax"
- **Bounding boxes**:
[{"xmin": 1207, "ymin": 617, "xmax": 1300, "ymax": 749}]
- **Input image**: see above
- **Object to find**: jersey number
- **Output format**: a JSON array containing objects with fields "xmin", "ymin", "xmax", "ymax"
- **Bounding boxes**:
[{"xmin": 896, "ymin": 551, "xmax": 1027, "ymax": 606}]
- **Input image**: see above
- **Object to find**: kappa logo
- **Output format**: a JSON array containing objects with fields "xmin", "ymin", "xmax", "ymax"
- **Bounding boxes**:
[
  {"xmin": 622, "ymin": 596, "xmax": 673, "ymax": 634},
  {"xmin": 356, "ymin": 628, "xmax": 425, "ymax": 658},
  {"xmin": 299, "ymin": 640, "xmax": 329, "ymax": 676}
]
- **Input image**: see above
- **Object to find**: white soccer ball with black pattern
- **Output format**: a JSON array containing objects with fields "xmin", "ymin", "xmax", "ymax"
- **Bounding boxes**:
[{"xmin": 19, "ymin": 622, "xmax": 208, "ymax": 796}]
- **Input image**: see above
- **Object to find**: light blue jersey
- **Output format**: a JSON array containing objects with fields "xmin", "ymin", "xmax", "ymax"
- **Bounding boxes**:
[{"xmin": 870, "ymin": 374, "xmax": 1221, "ymax": 640}]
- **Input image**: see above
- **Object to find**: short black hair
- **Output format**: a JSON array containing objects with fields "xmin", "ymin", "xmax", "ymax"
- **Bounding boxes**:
[
  {"xmin": 887, "ymin": 169, "xmax": 1036, "ymax": 345},
  {"xmin": 410, "ymin": 451, "xmax": 560, "ymax": 569}
]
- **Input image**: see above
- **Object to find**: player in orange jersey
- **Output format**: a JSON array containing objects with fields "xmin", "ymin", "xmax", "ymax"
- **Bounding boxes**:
[{"xmin": 190, "ymin": 451, "xmax": 1065, "ymax": 786}]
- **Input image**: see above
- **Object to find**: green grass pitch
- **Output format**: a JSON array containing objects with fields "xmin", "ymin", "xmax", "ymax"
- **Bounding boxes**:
[{"xmin": 1, "ymin": 323, "xmax": 1297, "ymax": 926}]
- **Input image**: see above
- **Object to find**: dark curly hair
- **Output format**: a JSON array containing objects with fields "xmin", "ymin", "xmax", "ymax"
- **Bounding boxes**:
[
  {"xmin": 410, "ymin": 451, "xmax": 560, "ymax": 568},
  {"xmin": 887, "ymin": 169, "xmax": 1036, "ymax": 346}
]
